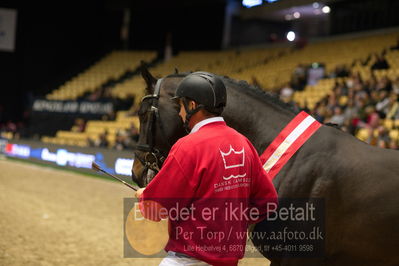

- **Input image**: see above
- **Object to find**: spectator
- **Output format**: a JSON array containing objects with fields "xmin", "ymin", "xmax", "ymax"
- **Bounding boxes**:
[
  {"xmin": 375, "ymin": 76, "xmax": 392, "ymax": 92},
  {"xmin": 369, "ymin": 90, "xmax": 380, "ymax": 107},
  {"xmin": 326, "ymin": 93, "xmax": 338, "ymax": 110},
  {"xmin": 312, "ymin": 104, "xmax": 329, "ymax": 123},
  {"xmin": 330, "ymin": 64, "xmax": 350, "ymax": 78},
  {"xmin": 371, "ymin": 54, "xmax": 390, "ymax": 70},
  {"xmin": 392, "ymin": 77, "xmax": 399, "ymax": 94},
  {"xmin": 4, "ymin": 121, "xmax": 17, "ymax": 134},
  {"xmin": 71, "ymin": 118, "xmax": 86, "ymax": 132},
  {"xmin": 127, "ymin": 122, "xmax": 140, "ymax": 143},
  {"xmin": 364, "ymin": 75, "xmax": 378, "ymax": 92},
  {"xmin": 389, "ymin": 139, "xmax": 399, "ymax": 150},
  {"xmin": 280, "ymin": 83, "xmax": 294, "ymax": 103},
  {"xmin": 377, "ymin": 138, "xmax": 389, "ymax": 149},
  {"xmin": 328, "ymin": 106, "xmax": 345, "ymax": 126},
  {"xmin": 343, "ymin": 99, "xmax": 358, "ymax": 122},
  {"xmin": 375, "ymin": 126, "xmax": 391, "ymax": 148},
  {"xmin": 385, "ymin": 93, "xmax": 399, "ymax": 120},
  {"xmin": 334, "ymin": 82, "xmax": 348, "ymax": 97},
  {"xmin": 292, "ymin": 64, "xmax": 307, "ymax": 91},
  {"xmin": 95, "ymin": 131, "xmax": 109, "ymax": 148},
  {"xmin": 101, "ymin": 110, "xmax": 116, "ymax": 121},
  {"xmin": 353, "ymin": 83, "xmax": 368, "ymax": 101},
  {"xmin": 114, "ymin": 131, "xmax": 129, "ymax": 151},
  {"xmin": 376, "ymin": 90, "xmax": 390, "ymax": 112},
  {"xmin": 87, "ymin": 137, "xmax": 96, "ymax": 147},
  {"xmin": 357, "ymin": 105, "xmax": 381, "ymax": 144},
  {"xmin": 87, "ymin": 90, "xmax": 101, "ymax": 101},
  {"xmin": 366, "ymin": 105, "xmax": 381, "ymax": 129}
]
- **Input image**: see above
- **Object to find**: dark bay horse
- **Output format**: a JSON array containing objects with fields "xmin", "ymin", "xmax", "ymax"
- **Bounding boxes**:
[{"xmin": 132, "ymin": 67, "xmax": 399, "ymax": 266}]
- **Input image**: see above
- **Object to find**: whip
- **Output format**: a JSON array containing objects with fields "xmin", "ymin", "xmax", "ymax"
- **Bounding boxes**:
[{"xmin": 91, "ymin": 161, "xmax": 138, "ymax": 191}]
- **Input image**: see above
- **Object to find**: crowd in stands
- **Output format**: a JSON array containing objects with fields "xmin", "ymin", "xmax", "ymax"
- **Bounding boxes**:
[
  {"xmin": 0, "ymin": 104, "xmax": 27, "ymax": 140},
  {"xmin": 80, "ymin": 85, "xmax": 136, "ymax": 112},
  {"xmin": 3, "ymin": 33, "xmax": 399, "ymax": 152},
  {"xmin": 86, "ymin": 121, "xmax": 139, "ymax": 150},
  {"xmin": 96, "ymin": 46, "xmax": 398, "ymax": 151},
  {"xmin": 279, "ymin": 51, "xmax": 399, "ymax": 150},
  {"xmin": 69, "ymin": 114, "xmax": 140, "ymax": 150}
]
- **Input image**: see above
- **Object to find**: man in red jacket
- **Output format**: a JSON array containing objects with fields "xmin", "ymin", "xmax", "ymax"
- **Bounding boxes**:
[{"xmin": 135, "ymin": 72, "xmax": 278, "ymax": 266}]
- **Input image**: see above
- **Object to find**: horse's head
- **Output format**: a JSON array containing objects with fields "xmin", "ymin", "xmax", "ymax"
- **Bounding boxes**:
[{"xmin": 132, "ymin": 65, "xmax": 186, "ymax": 187}]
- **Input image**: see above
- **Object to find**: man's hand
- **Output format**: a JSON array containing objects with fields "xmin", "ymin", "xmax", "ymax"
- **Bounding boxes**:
[{"xmin": 135, "ymin": 188, "xmax": 145, "ymax": 199}]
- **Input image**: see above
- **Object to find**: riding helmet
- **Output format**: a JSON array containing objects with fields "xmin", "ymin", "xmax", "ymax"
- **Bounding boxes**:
[{"xmin": 173, "ymin": 72, "xmax": 227, "ymax": 114}]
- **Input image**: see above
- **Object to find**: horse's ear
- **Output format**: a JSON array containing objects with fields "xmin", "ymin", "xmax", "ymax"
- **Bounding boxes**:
[
  {"xmin": 174, "ymin": 68, "xmax": 179, "ymax": 74},
  {"xmin": 140, "ymin": 61, "xmax": 157, "ymax": 94}
]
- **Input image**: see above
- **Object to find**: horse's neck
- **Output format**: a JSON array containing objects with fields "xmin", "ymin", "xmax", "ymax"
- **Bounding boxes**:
[
  {"xmin": 223, "ymin": 91, "xmax": 327, "ymax": 197},
  {"xmin": 223, "ymin": 95, "xmax": 296, "ymax": 154}
]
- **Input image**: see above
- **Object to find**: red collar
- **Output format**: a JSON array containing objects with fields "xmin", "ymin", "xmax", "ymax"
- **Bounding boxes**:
[{"xmin": 260, "ymin": 111, "xmax": 321, "ymax": 180}]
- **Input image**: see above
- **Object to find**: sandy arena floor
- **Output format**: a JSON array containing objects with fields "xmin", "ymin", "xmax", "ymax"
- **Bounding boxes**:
[{"xmin": 0, "ymin": 159, "xmax": 270, "ymax": 266}]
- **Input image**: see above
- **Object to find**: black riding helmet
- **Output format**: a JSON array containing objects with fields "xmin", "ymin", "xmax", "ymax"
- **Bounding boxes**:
[
  {"xmin": 172, "ymin": 71, "xmax": 227, "ymax": 131},
  {"xmin": 172, "ymin": 72, "xmax": 227, "ymax": 131},
  {"xmin": 173, "ymin": 72, "xmax": 227, "ymax": 113}
]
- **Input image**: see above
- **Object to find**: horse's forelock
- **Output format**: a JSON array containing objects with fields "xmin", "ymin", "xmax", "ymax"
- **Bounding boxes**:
[{"xmin": 160, "ymin": 73, "xmax": 190, "ymax": 96}]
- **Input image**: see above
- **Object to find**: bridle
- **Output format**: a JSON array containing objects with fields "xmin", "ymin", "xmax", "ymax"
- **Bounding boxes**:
[{"xmin": 134, "ymin": 78, "xmax": 171, "ymax": 175}]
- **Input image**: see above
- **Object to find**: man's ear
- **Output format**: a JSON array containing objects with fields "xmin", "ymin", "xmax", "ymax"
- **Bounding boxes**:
[{"xmin": 190, "ymin": 100, "xmax": 197, "ymax": 110}]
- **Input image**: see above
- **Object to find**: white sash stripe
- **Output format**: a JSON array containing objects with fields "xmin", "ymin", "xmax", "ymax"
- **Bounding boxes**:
[{"xmin": 263, "ymin": 115, "xmax": 316, "ymax": 172}]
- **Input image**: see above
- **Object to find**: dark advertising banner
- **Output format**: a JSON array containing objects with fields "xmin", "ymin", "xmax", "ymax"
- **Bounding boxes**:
[
  {"xmin": 32, "ymin": 99, "xmax": 114, "ymax": 115},
  {"xmin": 29, "ymin": 99, "xmax": 115, "ymax": 137},
  {"xmin": 2, "ymin": 139, "xmax": 135, "ymax": 182}
]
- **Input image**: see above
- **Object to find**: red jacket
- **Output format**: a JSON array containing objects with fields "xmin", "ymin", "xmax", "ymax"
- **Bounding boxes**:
[{"xmin": 140, "ymin": 119, "xmax": 278, "ymax": 265}]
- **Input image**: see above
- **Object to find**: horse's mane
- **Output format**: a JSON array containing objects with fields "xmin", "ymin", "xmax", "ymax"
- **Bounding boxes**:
[
  {"xmin": 166, "ymin": 72, "xmax": 299, "ymax": 114},
  {"xmin": 222, "ymin": 76, "xmax": 299, "ymax": 114}
]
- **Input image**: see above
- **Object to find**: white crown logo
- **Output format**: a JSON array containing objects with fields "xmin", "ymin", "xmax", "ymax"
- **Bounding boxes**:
[{"xmin": 219, "ymin": 145, "xmax": 245, "ymax": 169}]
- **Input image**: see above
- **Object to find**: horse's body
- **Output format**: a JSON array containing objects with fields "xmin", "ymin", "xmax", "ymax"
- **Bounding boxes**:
[{"xmin": 132, "ymin": 69, "xmax": 399, "ymax": 266}]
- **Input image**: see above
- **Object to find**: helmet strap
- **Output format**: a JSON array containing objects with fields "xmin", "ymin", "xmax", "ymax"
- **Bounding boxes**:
[{"xmin": 182, "ymin": 98, "xmax": 204, "ymax": 133}]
